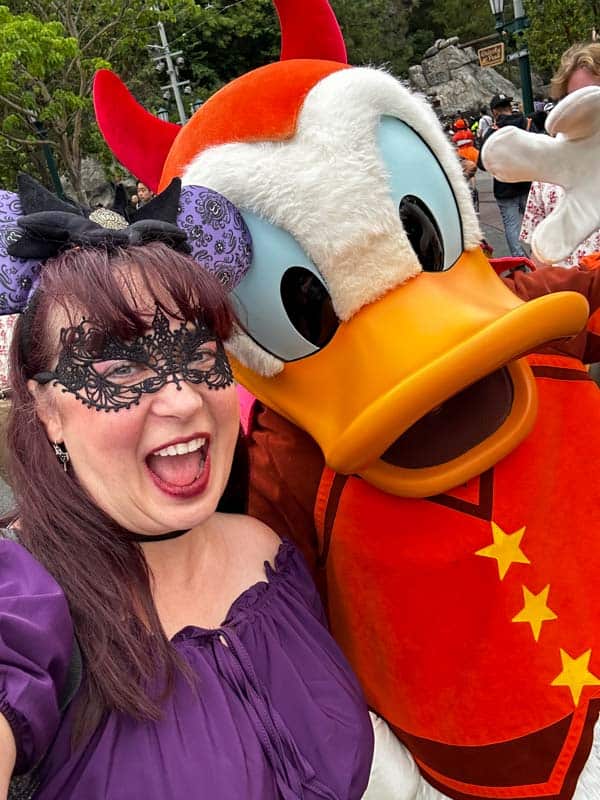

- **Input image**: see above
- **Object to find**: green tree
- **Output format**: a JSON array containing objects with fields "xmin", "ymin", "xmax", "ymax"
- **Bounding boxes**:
[
  {"xmin": 525, "ymin": 0, "xmax": 599, "ymax": 76},
  {"xmin": 168, "ymin": 0, "xmax": 279, "ymax": 103},
  {"xmin": 405, "ymin": 0, "xmax": 492, "ymax": 65},
  {"xmin": 0, "ymin": 0, "xmax": 192, "ymax": 198},
  {"xmin": 0, "ymin": 0, "xmax": 288, "ymax": 194},
  {"xmin": 429, "ymin": 0, "xmax": 490, "ymax": 45},
  {"xmin": 331, "ymin": 0, "xmax": 415, "ymax": 76}
]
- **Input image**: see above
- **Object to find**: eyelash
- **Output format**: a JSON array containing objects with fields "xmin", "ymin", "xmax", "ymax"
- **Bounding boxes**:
[
  {"xmin": 189, "ymin": 349, "xmax": 216, "ymax": 365},
  {"xmin": 99, "ymin": 362, "xmax": 145, "ymax": 380},
  {"xmin": 98, "ymin": 349, "xmax": 217, "ymax": 379},
  {"xmin": 103, "ymin": 362, "xmax": 144, "ymax": 379}
]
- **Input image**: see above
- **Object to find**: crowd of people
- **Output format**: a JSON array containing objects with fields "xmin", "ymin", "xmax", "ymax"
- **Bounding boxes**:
[{"xmin": 444, "ymin": 41, "xmax": 600, "ymax": 264}]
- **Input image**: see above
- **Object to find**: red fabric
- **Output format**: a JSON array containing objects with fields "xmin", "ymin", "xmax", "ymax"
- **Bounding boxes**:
[
  {"xmin": 274, "ymin": 0, "xmax": 347, "ymax": 63},
  {"xmin": 490, "ymin": 255, "xmax": 536, "ymax": 276},
  {"xmin": 93, "ymin": 70, "xmax": 180, "ymax": 193},
  {"xmin": 504, "ymin": 263, "xmax": 600, "ymax": 363},
  {"xmin": 579, "ymin": 252, "xmax": 600, "ymax": 271},
  {"xmin": 452, "ymin": 129, "xmax": 474, "ymax": 144},
  {"xmin": 159, "ymin": 60, "xmax": 348, "ymax": 189},
  {"xmin": 247, "ymin": 352, "xmax": 600, "ymax": 798},
  {"xmin": 457, "ymin": 144, "xmax": 479, "ymax": 164},
  {"xmin": 311, "ymin": 357, "xmax": 600, "ymax": 798}
]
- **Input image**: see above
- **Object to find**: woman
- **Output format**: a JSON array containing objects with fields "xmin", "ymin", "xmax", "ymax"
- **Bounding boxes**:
[
  {"xmin": 131, "ymin": 179, "xmax": 155, "ymax": 209},
  {"xmin": 0, "ymin": 178, "xmax": 394, "ymax": 797},
  {"xmin": 520, "ymin": 41, "xmax": 600, "ymax": 267}
]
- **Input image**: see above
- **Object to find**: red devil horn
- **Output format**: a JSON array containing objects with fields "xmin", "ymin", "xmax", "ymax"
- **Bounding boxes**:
[
  {"xmin": 93, "ymin": 70, "xmax": 180, "ymax": 193},
  {"xmin": 274, "ymin": 0, "xmax": 347, "ymax": 63}
]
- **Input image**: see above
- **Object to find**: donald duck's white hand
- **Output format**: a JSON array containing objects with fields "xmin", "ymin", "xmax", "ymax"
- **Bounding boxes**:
[
  {"xmin": 362, "ymin": 712, "xmax": 421, "ymax": 799},
  {"xmin": 481, "ymin": 86, "xmax": 600, "ymax": 265}
]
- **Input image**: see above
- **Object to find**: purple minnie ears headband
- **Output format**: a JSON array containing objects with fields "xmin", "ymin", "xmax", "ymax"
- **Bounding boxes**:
[{"xmin": 0, "ymin": 174, "xmax": 252, "ymax": 314}]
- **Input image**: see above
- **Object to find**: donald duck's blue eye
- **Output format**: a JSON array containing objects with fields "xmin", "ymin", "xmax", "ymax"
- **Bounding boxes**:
[
  {"xmin": 232, "ymin": 211, "xmax": 339, "ymax": 362},
  {"xmin": 280, "ymin": 267, "xmax": 338, "ymax": 348},
  {"xmin": 378, "ymin": 116, "xmax": 463, "ymax": 272},
  {"xmin": 399, "ymin": 195, "xmax": 444, "ymax": 271}
]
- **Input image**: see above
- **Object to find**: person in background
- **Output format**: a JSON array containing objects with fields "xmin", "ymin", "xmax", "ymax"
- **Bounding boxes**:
[
  {"xmin": 452, "ymin": 116, "xmax": 469, "ymax": 134},
  {"xmin": 131, "ymin": 179, "xmax": 155, "ymax": 209},
  {"xmin": 452, "ymin": 127, "xmax": 479, "ymax": 210},
  {"xmin": 477, "ymin": 105, "xmax": 493, "ymax": 143},
  {"xmin": 452, "ymin": 127, "xmax": 479, "ymax": 166},
  {"xmin": 520, "ymin": 41, "xmax": 600, "ymax": 268},
  {"xmin": 479, "ymin": 93, "xmax": 532, "ymax": 257},
  {"xmin": 531, "ymin": 96, "xmax": 549, "ymax": 132}
]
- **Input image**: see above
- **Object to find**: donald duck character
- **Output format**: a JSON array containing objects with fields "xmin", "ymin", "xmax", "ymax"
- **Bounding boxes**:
[{"xmin": 94, "ymin": 2, "xmax": 600, "ymax": 798}]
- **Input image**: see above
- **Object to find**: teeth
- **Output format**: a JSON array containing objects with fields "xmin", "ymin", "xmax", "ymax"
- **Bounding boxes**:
[{"xmin": 153, "ymin": 437, "xmax": 206, "ymax": 457}]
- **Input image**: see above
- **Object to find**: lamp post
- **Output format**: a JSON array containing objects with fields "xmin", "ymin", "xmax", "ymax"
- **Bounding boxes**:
[
  {"xmin": 28, "ymin": 117, "xmax": 66, "ymax": 199},
  {"xmin": 488, "ymin": 0, "xmax": 534, "ymax": 115}
]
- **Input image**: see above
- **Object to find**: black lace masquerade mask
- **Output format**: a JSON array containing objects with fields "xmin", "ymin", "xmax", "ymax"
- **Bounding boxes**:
[{"xmin": 33, "ymin": 306, "xmax": 234, "ymax": 412}]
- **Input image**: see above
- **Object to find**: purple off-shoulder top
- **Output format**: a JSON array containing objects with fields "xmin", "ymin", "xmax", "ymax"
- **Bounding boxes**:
[{"xmin": 0, "ymin": 539, "xmax": 373, "ymax": 799}]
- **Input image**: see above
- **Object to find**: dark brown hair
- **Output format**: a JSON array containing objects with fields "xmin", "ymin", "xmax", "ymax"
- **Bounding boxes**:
[{"xmin": 6, "ymin": 242, "xmax": 237, "ymax": 739}]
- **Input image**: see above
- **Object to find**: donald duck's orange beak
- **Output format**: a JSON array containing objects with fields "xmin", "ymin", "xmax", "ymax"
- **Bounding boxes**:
[{"xmin": 231, "ymin": 249, "xmax": 588, "ymax": 497}]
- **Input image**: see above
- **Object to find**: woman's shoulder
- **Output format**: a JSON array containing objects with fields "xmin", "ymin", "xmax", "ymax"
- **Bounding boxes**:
[
  {"xmin": 0, "ymin": 532, "xmax": 66, "ymax": 599},
  {"xmin": 219, "ymin": 513, "xmax": 282, "ymax": 571},
  {"xmin": 216, "ymin": 515, "xmax": 322, "ymax": 610},
  {"xmin": 217, "ymin": 515, "xmax": 325, "ymax": 627}
]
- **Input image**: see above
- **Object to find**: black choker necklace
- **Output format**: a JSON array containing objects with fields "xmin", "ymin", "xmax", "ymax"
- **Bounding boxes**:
[{"xmin": 128, "ymin": 529, "xmax": 191, "ymax": 543}]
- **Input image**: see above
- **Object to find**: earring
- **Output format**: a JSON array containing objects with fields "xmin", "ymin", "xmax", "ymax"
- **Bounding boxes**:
[{"xmin": 52, "ymin": 441, "xmax": 70, "ymax": 473}]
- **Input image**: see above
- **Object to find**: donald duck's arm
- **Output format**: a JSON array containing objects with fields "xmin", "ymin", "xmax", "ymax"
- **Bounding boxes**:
[
  {"xmin": 248, "ymin": 401, "xmax": 324, "ymax": 577},
  {"xmin": 503, "ymin": 262, "xmax": 600, "ymax": 363}
]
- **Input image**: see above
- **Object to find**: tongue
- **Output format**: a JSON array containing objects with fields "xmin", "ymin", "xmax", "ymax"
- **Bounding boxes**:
[{"xmin": 147, "ymin": 452, "xmax": 202, "ymax": 487}]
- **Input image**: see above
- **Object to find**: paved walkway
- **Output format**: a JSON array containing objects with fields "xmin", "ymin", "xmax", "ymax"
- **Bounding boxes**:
[{"xmin": 475, "ymin": 170, "xmax": 511, "ymax": 259}]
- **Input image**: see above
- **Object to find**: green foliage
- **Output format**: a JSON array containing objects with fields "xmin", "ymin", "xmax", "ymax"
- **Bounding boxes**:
[
  {"xmin": 5, "ymin": 0, "xmax": 572, "ymax": 199},
  {"xmin": 165, "ymin": 0, "xmax": 279, "ymax": 103},
  {"xmin": 0, "ymin": 0, "xmax": 176, "ymax": 196},
  {"xmin": 406, "ymin": 0, "xmax": 491, "ymax": 65},
  {"xmin": 428, "ymin": 0, "xmax": 490, "ymax": 45},
  {"xmin": 525, "ymin": 0, "xmax": 599, "ymax": 75},
  {"xmin": 331, "ymin": 0, "xmax": 414, "ymax": 76}
]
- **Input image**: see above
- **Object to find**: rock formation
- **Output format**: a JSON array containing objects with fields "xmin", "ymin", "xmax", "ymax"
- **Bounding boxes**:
[{"xmin": 408, "ymin": 37, "xmax": 521, "ymax": 118}]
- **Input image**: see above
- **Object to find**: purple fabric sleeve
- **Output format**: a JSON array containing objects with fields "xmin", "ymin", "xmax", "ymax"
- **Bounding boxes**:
[
  {"xmin": 0, "ymin": 540, "xmax": 73, "ymax": 773},
  {"xmin": 35, "ymin": 540, "xmax": 373, "ymax": 799}
]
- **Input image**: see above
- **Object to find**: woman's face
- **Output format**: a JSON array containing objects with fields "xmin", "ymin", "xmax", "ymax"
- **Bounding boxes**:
[
  {"xmin": 136, "ymin": 183, "xmax": 153, "ymax": 203},
  {"xmin": 566, "ymin": 66, "xmax": 600, "ymax": 95},
  {"xmin": 32, "ymin": 297, "xmax": 240, "ymax": 536}
]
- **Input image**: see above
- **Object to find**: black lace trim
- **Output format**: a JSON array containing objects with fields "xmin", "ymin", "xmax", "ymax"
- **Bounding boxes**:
[{"xmin": 34, "ymin": 306, "xmax": 233, "ymax": 412}]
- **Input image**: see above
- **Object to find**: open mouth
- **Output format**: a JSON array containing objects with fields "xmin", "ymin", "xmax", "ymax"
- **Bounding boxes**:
[
  {"xmin": 380, "ymin": 368, "xmax": 513, "ymax": 469},
  {"xmin": 146, "ymin": 436, "xmax": 210, "ymax": 494}
]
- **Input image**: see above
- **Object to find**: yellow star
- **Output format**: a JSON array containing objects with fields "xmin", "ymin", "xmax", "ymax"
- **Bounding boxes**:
[
  {"xmin": 475, "ymin": 522, "xmax": 530, "ymax": 580},
  {"xmin": 512, "ymin": 584, "xmax": 557, "ymax": 641},
  {"xmin": 551, "ymin": 649, "xmax": 600, "ymax": 706}
]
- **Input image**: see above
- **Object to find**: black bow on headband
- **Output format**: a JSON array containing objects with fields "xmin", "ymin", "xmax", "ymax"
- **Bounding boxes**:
[
  {"xmin": 0, "ymin": 174, "xmax": 253, "ymax": 315},
  {"xmin": 9, "ymin": 175, "xmax": 188, "ymax": 261}
]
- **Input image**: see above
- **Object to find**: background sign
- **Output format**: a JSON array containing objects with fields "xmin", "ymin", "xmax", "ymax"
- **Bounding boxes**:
[{"xmin": 478, "ymin": 43, "xmax": 505, "ymax": 68}]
